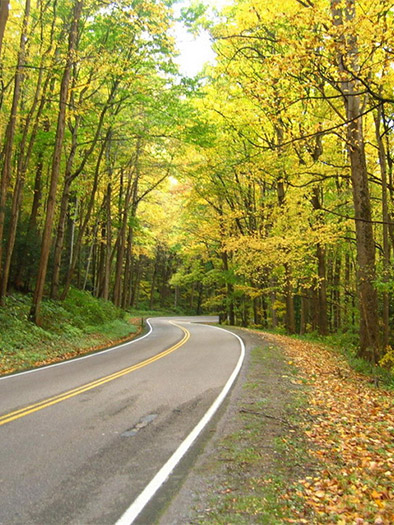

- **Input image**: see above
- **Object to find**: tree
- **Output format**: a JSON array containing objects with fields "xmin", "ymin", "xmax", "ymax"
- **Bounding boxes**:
[
  {"xmin": 29, "ymin": 0, "xmax": 83, "ymax": 323},
  {"xmin": 184, "ymin": 0, "xmax": 393, "ymax": 360}
]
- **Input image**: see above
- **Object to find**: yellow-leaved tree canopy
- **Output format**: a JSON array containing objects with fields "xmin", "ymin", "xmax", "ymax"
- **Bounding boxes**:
[{"xmin": 169, "ymin": 0, "xmax": 394, "ymax": 363}]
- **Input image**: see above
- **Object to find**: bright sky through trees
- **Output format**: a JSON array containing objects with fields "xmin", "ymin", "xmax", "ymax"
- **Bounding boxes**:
[
  {"xmin": 173, "ymin": 0, "xmax": 229, "ymax": 76},
  {"xmin": 174, "ymin": 25, "xmax": 214, "ymax": 76}
]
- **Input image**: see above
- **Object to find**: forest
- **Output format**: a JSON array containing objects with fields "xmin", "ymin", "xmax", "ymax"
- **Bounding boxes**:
[{"xmin": 0, "ymin": 0, "xmax": 394, "ymax": 368}]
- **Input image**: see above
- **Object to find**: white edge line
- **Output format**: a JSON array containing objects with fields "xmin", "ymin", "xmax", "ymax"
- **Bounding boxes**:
[
  {"xmin": 0, "ymin": 319, "xmax": 154, "ymax": 382},
  {"xmin": 114, "ymin": 324, "xmax": 246, "ymax": 525}
]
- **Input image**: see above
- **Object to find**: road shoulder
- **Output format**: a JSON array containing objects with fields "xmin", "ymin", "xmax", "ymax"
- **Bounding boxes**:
[{"xmin": 158, "ymin": 327, "xmax": 310, "ymax": 524}]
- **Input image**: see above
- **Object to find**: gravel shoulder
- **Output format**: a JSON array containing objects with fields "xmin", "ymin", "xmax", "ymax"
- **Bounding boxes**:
[{"xmin": 156, "ymin": 327, "xmax": 308, "ymax": 524}]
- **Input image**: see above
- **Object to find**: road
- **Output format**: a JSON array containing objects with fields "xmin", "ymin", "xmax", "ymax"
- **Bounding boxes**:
[{"xmin": 0, "ymin": 316, "xmax": 244, "ymax": 524}]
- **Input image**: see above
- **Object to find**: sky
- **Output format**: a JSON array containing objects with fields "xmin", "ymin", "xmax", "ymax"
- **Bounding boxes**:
[{"xmin": 172, "ymin": 0, "xmax": 230, "ymax": 77}]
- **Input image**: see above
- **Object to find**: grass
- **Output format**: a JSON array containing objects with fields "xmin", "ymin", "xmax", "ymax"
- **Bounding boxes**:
[
  {"xmin": 0, "ymin": 290, "xmax": 195, "ymax": 376},
  {"xmin": 0, "ymin": 289, "xmax": 140, "ymax": 375},
  {"xmin": 129, "ymin": 307, "xmax": 187, "ymax": 318},
  {"xmin": 0, "ymin": 290, "xmax": 193, "ymax": 376}
]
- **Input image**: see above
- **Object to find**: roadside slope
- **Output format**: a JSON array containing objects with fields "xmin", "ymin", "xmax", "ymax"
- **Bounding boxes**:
[{"xmin": 0, "ymin": 290, "xmax": 140, "ymax": 376}]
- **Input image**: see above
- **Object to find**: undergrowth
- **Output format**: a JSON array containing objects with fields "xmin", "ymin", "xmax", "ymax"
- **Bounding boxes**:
[
  {"xmin": 0, "ymin": 289, "xmax": 138, "ymax": 375},
  {"xmin": 290, "ymin": 330, "xmax": 394, "ymax": 389},
  {"xmin": 0, "ymin": 290, "xmax": 192, "ymax": 376}
]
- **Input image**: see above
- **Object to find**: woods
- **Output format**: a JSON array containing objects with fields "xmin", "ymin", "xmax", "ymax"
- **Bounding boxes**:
[
  {"xmin": 0, "ymin": 0, "xmax": 182, "ymax": 319},
  {"xmin": 0, "ymin": 0, "xmax": 394, "ymax": 368},
  {"xmin": 171, "ymin": 0, "xmax": 394, "ymax": 366}
]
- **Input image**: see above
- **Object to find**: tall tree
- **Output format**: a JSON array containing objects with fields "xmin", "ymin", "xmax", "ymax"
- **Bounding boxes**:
[
  {"xmin": 29, "ymin": 0, "xmax": 83, "ymax": 323},
  {"xmin": 0, "ymin": 0, "xmax": 8, "ymax": 56},
  {"xmin": 330, "ymin": 0, "xmax": 380, "ymax": 360},
  {"xmin": 0, "ymin": 0, "xmax": 30, "ymax": 300}
]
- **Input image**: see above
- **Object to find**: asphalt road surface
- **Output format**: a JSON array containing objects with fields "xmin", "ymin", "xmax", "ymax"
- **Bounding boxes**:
[{"xmin": 0, "ymin": 316, "xmax": 243, "ymax": 524}]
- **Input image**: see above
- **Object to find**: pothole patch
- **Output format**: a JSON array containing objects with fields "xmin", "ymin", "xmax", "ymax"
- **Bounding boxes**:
[{"xmin": 122, "ymin": 413, "xmax": 158, "ymax": 437}]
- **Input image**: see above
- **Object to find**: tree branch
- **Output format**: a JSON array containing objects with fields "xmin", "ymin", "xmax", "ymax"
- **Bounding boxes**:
[{"xmin": 321, "ymin": 206, "xmax": 394, "ymax": 225}]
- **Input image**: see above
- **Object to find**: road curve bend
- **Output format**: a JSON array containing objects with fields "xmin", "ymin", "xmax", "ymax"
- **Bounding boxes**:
[{"xmin": 0, "ymin": 316, "xmax": 244, "ymax": 525}]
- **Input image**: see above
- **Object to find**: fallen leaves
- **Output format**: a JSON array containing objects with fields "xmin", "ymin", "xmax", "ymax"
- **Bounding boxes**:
[{"xmin": 262, "ymin": 332, "xmax": 394, "ymax": 524}]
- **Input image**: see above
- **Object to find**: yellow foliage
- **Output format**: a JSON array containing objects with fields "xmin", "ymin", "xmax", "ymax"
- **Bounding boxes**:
[{"xmin": 379, "ymin": 347, "xmax": 394, "ymax": 374}]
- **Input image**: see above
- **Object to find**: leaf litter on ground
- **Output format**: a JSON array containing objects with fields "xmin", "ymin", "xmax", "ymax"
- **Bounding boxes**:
[{"xmin": 261, "ymin": 332, "xmax": 394, "ymax": 524}]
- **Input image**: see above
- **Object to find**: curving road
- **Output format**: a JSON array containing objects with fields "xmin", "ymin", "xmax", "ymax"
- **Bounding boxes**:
[{"xmin": 0, "ymin": 316, "xmax": 244, "ymax": 524}]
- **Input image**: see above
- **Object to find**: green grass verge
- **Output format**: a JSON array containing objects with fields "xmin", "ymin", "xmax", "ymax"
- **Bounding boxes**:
[
  {"xmin": 0, "ymin": 289, "xmax": 139, "ymax": 375},
  {"xmin": 128, "ymin": 307, "xmax": 187, "ymax": 318}
]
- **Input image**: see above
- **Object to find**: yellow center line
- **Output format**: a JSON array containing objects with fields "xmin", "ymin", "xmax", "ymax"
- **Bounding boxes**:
[{"xmin": 0, "ymin": 321, "xmax": 190, "ymax": 427}]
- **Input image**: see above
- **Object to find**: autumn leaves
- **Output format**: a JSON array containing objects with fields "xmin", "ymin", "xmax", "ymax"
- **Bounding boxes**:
[{"xmin": 264, "ymin": 332, "xmax": 394, "ymax": 523}]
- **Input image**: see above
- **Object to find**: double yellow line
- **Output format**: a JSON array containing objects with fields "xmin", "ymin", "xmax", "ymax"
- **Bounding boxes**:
[{"xmin": 0, "ymin": 321, "xmax": 190, "ymax": 428}]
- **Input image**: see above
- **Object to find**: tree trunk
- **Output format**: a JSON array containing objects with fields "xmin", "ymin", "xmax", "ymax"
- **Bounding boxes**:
[
  {"xmin": 0, "ymin": 173, "xmax": 24, "ymax": 298},
  {"xmin": 277, "ymin": 177, "xmax": 295, "ymax": 334},
  {"xmin": 0, "ymin": 0, "xmax": 9, "ymax": 57},
  {"xmin": 311, "ymin": 186, "xmax": 328, "ymax": 335},
  {"xmin": 300, "ymin": 295, "xmax": 309, "ymax": 335},
  {"xmin": 122, "ymin": 228, "xmax": 132, "ymax": 309},
  {"xmin": 60, "ymin": 164, "xmax": 100, "ymax": 300},
  {"xmin": 112, "ymin": 168, "xmax": 129, "ymax": 308},
  {"xmin": 149, "ymin": 250, "xmax": 159, "ymax": 309},
  {"xmin": 221, "ymin": 248, "xmax": 235, "ymax": 325},
  {"xmin": 0, "ymin": 0, "xmax": 9, "ymax": 109},
  {"xmin": 82, "ymin": 223, "xmax": 97, "ymax": 291},
  {"xmin": 50, "ymin": 112, "xmax": 80, "ymax": 298},
  {"xmin": 332, "ymin": 253, "xmax": 341, "ymax": 331},
  {"xmin": 97, "ymin": 182, "xmax": 112, "ymax": 300},
  {"xmin": 331, "ymin": 0, "xmax": 381, "ymax": 361},
  {"xmin": 14, "ymin": 152, "xmax": 43, "ymax": 291},
  {"xmin": 374, "ymin": 105, "xmax": 390, "ymax": 348},
  {"xmin": 270, "ymin": 285, "xmax": 278, "ymax": 328},
  {"xmin": 113, "ymin": 141, "xmax": 141, "ymax": 307},
  {"xmin": 130, "ymin": 254, "xmax": 142, "ymax": 308},
  {"xmin": 1, "ymin": 64, "xmax": 50, "ymax": 300},
  {"xmin": 0, "ymin": 0, "xmax": 30, "ymax": 293},
  {"xmin": 30, "ymin": 0, "xmax": 83, "ymax": 323},
  {"xmin": 253, "ymin": 295, "xmax": 260, "ymax": 325},
  {"xmin": 284, "ymin": 264, "xmax": 296, "ymax": 334},
  {"xmin": 196, "ymin": 282, "xmax": 203, "ymax": 315},
  {"xmin": 51, "ymin": 78, "xmax": 119, "ymax": 300},
  {"xmin": 346, "ymin": 98, "xmax": 380, "ymax": 359}
]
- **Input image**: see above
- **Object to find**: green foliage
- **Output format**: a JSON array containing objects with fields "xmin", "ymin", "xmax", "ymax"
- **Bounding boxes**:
[
  {"xmin": 1, "ymin": 0, "xmax": 394, "ymax": 366},
  {"xmin": 179, "ymin": 1, "xmax": 209, "ymax": 32},
  {"xmin": 61, "ymin": 289, "xmax": 125, "ymax": 328},
  {"xmin": 84, "ymin": 319, "xmax": 137, "ymax": 339},
  {"xmin": 128, "ymin": 306, "xmax": 184, "ymax": 317},
  {"xmin": 0, "ymin": 290, "xmax": 137, "ymax": 375}
]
